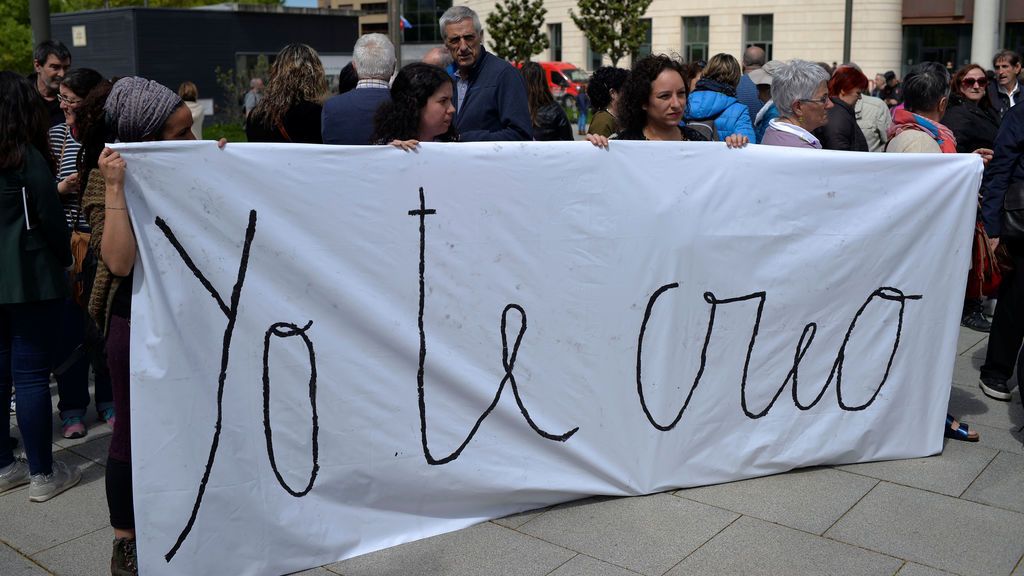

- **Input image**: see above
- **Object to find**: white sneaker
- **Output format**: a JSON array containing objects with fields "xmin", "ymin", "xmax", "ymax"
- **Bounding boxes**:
[
  {"xmin": 28, "ymin": 461, "xmax": 81, "ymax": 502},
  {"xmin": 0, "ymin": 458, "xmax": 30, "ymax": 495}
]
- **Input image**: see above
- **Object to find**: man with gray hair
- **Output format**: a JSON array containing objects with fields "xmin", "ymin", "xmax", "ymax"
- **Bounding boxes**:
[
  {"xmin": 440, "ymin": 5, "xmax": 531, "ymax": 141},
  {"xmin": 243, "ymin": 77, "xmax": 263, "ymax": 123},
  {"xmin": 322, "ymin": 33, "xmax": 397, "ymax": 145}
]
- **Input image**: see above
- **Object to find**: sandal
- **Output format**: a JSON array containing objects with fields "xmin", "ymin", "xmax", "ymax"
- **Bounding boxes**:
[{"xmin": 945, "ymin": 414, "xmax": 980, "ymax": 442}]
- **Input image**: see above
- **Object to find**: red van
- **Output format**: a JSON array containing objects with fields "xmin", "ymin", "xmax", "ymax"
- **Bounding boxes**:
[{"xmin": 515, "ymin": 61, "xmax": 590, "ymax": 107}]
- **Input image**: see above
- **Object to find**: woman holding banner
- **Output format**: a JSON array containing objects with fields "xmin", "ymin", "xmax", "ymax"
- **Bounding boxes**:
[
  {"xmin": 77, "ymin": 76, "xmax": 200, "ymax": 575},
  {"xmin": 373, "ymin": 62, "xmax": 458, "ymax": 149}
]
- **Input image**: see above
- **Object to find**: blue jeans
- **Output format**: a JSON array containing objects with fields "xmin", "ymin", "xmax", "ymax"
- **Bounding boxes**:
[
  {"xmin": 577, "ymin": 109, "xmax": 588, "ymax": 133},
  {"xmin": 0, "ymin": 300, "xmax": 61, "ymax": 475}
]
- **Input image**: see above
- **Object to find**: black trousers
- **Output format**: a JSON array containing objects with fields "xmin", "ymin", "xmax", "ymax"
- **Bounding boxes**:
[{"xmin": 981, "ymin": 238, "xmax": 1024, "ymax": 385}]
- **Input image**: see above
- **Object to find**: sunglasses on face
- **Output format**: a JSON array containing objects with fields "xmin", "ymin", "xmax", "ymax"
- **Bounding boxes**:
[{"xmin": 961, "ymin": 77, "xmax": 988, "ymax": 88}]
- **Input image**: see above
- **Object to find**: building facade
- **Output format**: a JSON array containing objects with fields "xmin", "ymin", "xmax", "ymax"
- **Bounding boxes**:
[{"xmin": 462, "ymin": 0, "xmax": 1024, "ymax": 77}]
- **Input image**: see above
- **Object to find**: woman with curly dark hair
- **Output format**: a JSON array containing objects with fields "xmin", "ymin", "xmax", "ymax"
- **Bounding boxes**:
[
  {"xmin": 596, "ymin": 54, "xmax": 747, "ymax": 147},
  {"xmin": 246, "ymin": 43, "xmax": 328, "ymax": 144},
  {"xmin": 585, "ymin": 66, "xmax": 628, "ymax": 137},
  {"xmin": 0, "ymin": 71, "xmax": 79, "ymax": 503},
  {"xmin": 520, "ymin": 61, "xmax": 572, "ymax": 141},
  {"xmin": 372, "ymin": 62, "xmax": 457, "ymax": 149}
]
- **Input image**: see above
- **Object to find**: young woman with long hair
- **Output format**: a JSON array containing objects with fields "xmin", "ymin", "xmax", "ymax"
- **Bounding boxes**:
[{"xmin": 246, "ymin": 43, "xmax": 328, "ymax": 144}]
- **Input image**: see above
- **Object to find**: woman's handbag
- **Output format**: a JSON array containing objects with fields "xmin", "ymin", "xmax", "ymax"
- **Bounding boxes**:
[
  {"xmin": 967, "ymin": 220, "xmax": 1002, "ymax": 299},
  {"xmin": 70, "ymin": 229, "xmax": 92, "ymax": 308}
]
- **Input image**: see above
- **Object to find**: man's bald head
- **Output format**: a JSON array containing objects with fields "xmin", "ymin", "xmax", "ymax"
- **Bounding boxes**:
[{"xmin": 743, "ymin": 46, "xmax": 766, "ymax": 71}]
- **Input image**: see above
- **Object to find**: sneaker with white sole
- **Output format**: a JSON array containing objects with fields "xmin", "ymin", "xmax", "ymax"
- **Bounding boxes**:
[
  {"xmin": 980, "ymin": 378, "xmax": 1013, "ymax": 401},
  {"xmin": 28, "ymin": 461, "xmax": 81, "ymax": 502},
  {"xmin": 0, "ymin": 458, "xmax": 30, "ymax": 495}
]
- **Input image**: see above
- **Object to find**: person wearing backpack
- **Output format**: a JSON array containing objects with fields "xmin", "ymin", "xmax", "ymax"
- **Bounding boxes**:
[{"xmin": 683, "ymin": 53, "xmax": 756, "ymax": 142}]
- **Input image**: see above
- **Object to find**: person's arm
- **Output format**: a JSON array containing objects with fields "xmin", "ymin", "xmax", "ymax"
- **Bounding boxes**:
[
  {"xmin": 97, "ymin": 148, "xmax": 137, "ymax": 277},
  {"xmin": 459, "ymin": 68, "xmax": 534, "ymax": 142},
  {"xmin": 981, "ymin": 108, "xmax": 1024, "ymax": 237}
]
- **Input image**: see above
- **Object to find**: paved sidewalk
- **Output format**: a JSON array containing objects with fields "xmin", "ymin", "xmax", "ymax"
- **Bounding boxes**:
[{"xmin": 3, "ymin": 326, "xmax": 1023, "ymax": 576}]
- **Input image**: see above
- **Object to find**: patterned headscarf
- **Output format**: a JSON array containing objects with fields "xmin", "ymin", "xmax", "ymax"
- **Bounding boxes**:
[{"xmin": 104, "ymin": 77, "xmax": 182, "ymax": 143}]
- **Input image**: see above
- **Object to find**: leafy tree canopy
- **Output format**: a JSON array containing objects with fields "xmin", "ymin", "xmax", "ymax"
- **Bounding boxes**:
[
  {"xmin": 569, "ymin": 0, "xmax": 652, "ymax": 67},
  {"xmin": 485, "ymin": 0, "xmax": 548, "ymax": 63}
]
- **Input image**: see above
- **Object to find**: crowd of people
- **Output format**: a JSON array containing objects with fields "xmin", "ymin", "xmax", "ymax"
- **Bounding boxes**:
[{"xmin": 1, "ymin": 5, "xmax": 1023, "ymax": 574}]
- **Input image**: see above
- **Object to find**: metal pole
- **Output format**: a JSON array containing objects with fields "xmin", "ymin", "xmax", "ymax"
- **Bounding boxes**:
[
  {"xmin": 388, "ymin": 0, "xmax": 402, "ymax": 65},
  {"xmin": 842, "ymin": 0, "xmax": 853, "ymax": 64},
  {"xmin": 29, "ymin": 0, "xmax": 51, "ymax": 46}
]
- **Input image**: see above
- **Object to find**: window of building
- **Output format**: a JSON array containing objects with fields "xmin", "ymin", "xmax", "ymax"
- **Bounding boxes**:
[
  {"xmin": 549, "ymin": 23, "xmax": 562, "ymax": 61},
  {"xmin": 634, "ymin": 18, "xmax": 652, "ymax": 59},
  {"xmin": 401, "ymin": 0, "xmax": 453, "ymax": 44},
  {"xmin": 743, "ymin": 14, "xmax": 773, "ymax": 61},
  {"xmin": 1006, "ymin": 23, "xmax": 1024, "ymax": 58},
  {"xmin": 588, "ymin": 39, "xmax": 603, "ymax": 71},
  {"xmin": 901, "ymin": 24, "xmax": 970, "ymax": 76},
  {"xmin": 682, "ymin": 16, "xmax": 709, "ymax": 64},
  {"xmin": 360, "ymin": 2, "xmax": 387, "ymax": 14}
]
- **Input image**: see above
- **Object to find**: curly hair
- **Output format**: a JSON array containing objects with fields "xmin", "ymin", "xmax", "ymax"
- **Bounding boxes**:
[
  {"xmin": 950, "ymin": 63, "xmax": 992, "ymax": 109},
  {"xmin": 73, "ymin": 79, "xmax": 114, "ymax": 185},
  {"xmin": 61, "ymin": 68, "xmax": 104, "ymax": 99},
  {"xmin": 0, "ymin": 71, "xmax": 54, "ymax": 172},
  {"xmin": 250, "ymin": 43, "xmax": 328, "ymax": 128},
  {"xmin": 586, "ymin": 66, "xmax": 629, "ymax": 111},
  {"xmin": 520, "ymin": 61, "xmax": 554, "ymax": 124},
  {"xmin": 372, "ymin": 63, "xmax": 457, "ymax": 143},
  {"xmin": 618, "ymin": 55, "xmax": 687, "ymax": 135}
]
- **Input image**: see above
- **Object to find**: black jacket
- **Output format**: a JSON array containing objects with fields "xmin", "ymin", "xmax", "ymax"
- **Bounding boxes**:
[
  {"xmin": 987, "ymin": 81, "xmax": 1021, "ymax": 119},
  {"xmin": 532, "ymin": 102, "xmax": 573, "ymax": 141},
  {"xmin": 981, "ymin": 100, "xmax": 1024, "ymax": 237},
  {"xmin": 814, "ymin": 97, "xmax": 868, "ymax": 152},
  {"xmin": 942, "ymin": 95, "xmax": 1000, "ymax": 153}
]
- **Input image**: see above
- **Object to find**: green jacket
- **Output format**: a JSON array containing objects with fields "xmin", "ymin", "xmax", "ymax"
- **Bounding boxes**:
[{"xmin": 0, "ymin": 146, "xmax": 72, "ymax": 304}]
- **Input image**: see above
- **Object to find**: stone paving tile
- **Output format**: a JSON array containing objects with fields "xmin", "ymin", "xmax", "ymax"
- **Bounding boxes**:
[
  {"xmin": 0, "ymin": 541, "xmax": 50, "ymax": 576},
  {"xmin": 665, "ymin": 516, "xmax": 902, "ymax": 576},
  {"xmin": 971, "ymin": 421, "xmax": 1024, "ymax": 456},
  {"xmin": 327, "ymin": 521, "xmax": 574, "ymax": 576},
  {"xmin": 65, "ymin": 434, "xmax": 112, "ymax": 467},
  {"xmin": 836, "ymin": 440, "xmax": 997, "ymax": 497},
  {"xmin": 675, "ymin": 467, "xmax": 877, "ymax": 534},
  {"xmin": 894, "ymin": 563, "xmax": 956, "ymax": 575},
  {"xmin": 956, "ymin": 328, "xmax": 987, "ymax": 355},
  {"xmin": 825, "ymin": 482, "xmax": 1024, "ymax": 576},
  {"xmin": 31, "ymin": 526, "xmax": 111, "ymax": 576},
  {"xmin": 287, "ymin": 567, "xmax": 338, "ymax": 575},
  {"xmin": 0, "ymin": 451, "xmax": 108, "ymax": 555},
  {"xmin": 1013, "ymin": 556, "xmax": 1024, "ymax": 576},
  {"xmin": 516, "ymin": 493, "xmax": 738, "ymax": 576},
  {"xmin": 962, "ymin": 450, "xmax": 1024, "ymax": 514},
  {"xmin": 546, "ymin": 554, "xmax": 642, "ymax": 576}
]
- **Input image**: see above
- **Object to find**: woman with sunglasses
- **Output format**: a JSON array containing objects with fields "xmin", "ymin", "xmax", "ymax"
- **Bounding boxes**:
[{"xmin": 942, "ymin": 65, "xmax": 1000, "ymax": 155}]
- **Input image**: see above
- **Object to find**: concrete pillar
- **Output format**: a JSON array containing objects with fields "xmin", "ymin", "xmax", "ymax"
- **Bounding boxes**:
[
  {"xmin": 28, "ymin": 0, "xmax": 50, "ymax": 45},
  {"xmin": 972, "ymin": 0, "xmax": 1001, "ymax": 66}
]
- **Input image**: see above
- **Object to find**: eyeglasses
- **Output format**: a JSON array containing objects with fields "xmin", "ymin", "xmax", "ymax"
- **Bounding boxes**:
[
  {"xmin": 961, "ymin": 77, "xmax": 988, "ymax": 88},
  {"xmin": 57, "ymin": 93, "xmax": 81, "ymax": 106},
  {"xmin": 798, "ymin": 94, "xmax": 829, "ymax": 105}
]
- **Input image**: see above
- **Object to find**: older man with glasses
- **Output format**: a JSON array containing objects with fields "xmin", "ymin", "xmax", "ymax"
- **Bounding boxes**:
[{"xmin": 439, "ymin": 5, "xmax": 532, "ymax": 142}]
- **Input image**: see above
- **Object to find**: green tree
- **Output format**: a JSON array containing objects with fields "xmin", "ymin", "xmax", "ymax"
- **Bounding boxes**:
[
  {"xmin": 215, "ymin": 53, "xmax": 270, "ymax": 124},
  {"xmin": 569, "ymin": 0, "xmax": 652, "ymax": 67},
  {"xmin": 485, "ymin": 0, "xmax": 548, "ymax": 63}
]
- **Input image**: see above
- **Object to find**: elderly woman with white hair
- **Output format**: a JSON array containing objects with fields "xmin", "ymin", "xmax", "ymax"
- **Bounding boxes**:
[{"xmin": 761, "ymin": 60, "xmax": 834, "ymax": 149}]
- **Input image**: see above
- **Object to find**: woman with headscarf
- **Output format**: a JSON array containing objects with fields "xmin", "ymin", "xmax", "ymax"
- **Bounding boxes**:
[
  {"xmin": 761, "ymin": 60, "xmax": 833, "ymax": 149},
  {"xmin": 0, "ymin": 72, "xmax": 80, "ymax": 504},
  {"xmin": 76, "ymin": 75, "xmax": 199, "ymax": 575},
  {"xmin": 245, "ymin": 43, "xmax": 328, "ymax": 144},
  {"xmin": 46, "ymin": 67, "xmax": 115, "ymax": 440}
]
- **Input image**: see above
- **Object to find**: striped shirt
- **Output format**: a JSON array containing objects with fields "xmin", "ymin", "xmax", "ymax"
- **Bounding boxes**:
[{"xmin": 47, "ymin": 123, "xmax": 89, "ymax": 232}]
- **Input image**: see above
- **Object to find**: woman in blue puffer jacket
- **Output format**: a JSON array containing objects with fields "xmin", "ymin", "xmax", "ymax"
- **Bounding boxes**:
[{"xmin": 683, "ymin": 53, "xmax": 756, "ymax": 142}]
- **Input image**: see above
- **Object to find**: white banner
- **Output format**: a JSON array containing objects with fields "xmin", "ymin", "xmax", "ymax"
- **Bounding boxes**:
[{"xmin": 121, "ymin": 141, "xmax": 981, "ymax": 576}]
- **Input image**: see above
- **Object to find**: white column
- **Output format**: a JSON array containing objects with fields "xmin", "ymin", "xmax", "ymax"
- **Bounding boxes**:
[{"xmin": 972, "ymin": 0, "xmax": 1001, "ymax": 66}]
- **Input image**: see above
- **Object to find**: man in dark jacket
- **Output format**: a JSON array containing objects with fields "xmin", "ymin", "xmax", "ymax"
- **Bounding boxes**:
[
  {"xmin": 979, "ymin": 101, "xmax": 1024, "ymax": 402},
  {"xmin": 440, "ymin": 6, "xmax": 531, "ymax": 142},
  {"xmin": 321, "ymin": 34, "xmax": 396, "ymax": 145},
  {"xmin": 987, "ymin": 50, "xmax": 1022, "ymax": 119},
  {"xmin": 28, "ymin": 40, "xmax": 71, "ymax": 128}
]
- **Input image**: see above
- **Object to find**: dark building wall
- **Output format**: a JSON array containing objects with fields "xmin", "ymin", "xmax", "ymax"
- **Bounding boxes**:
[{"xmin": 51, "ymin": 8, "xmax": 358, "ymax": 109}]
